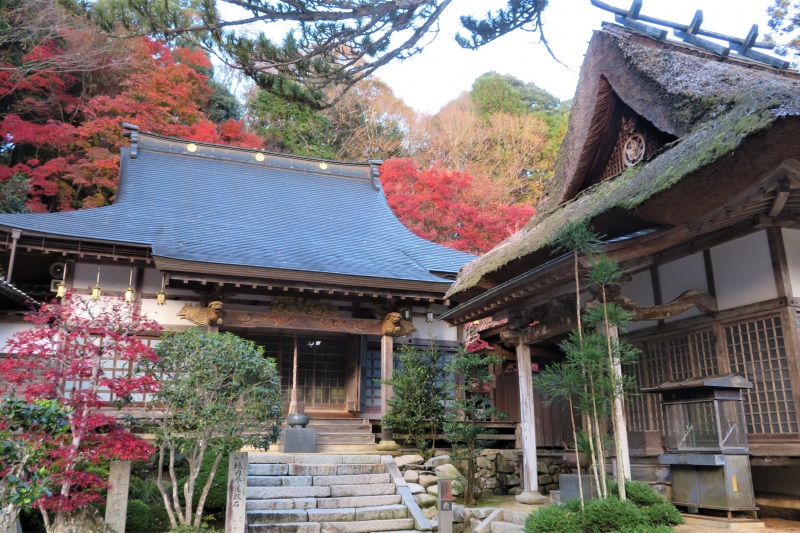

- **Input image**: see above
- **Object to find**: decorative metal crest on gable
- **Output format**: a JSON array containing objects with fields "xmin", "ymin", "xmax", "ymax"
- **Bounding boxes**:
[{"xmin": 591, "ymin": 0, "xmax": 790, "ymax": 69}]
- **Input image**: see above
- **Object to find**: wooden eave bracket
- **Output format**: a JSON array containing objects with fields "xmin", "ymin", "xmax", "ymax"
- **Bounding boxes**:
[{"xmin": 615, "ymin": 288, "xmax": 717, "ymax": 321}]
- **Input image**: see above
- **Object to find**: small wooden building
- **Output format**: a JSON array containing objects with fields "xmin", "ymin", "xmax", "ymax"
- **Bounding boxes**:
[
  {"xmin": 0, "ymin": 127, "xmax": 474, "ymax": 437},
  {"xmin": 441, "ymin": 23, "xmax": 800, "ymax": 503}
]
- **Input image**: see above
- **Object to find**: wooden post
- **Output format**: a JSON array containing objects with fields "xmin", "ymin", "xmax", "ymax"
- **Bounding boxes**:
[
  {"xmin": 514, "ymin": 343, "xmax": 547, "ymax": 504},
  {"xmin": 380, "ymin": 334, "xmax": 393, "ymax": 417},
  {"xmin": 377, "ymin": 334, "xmax": 400, "ymax": 451}
]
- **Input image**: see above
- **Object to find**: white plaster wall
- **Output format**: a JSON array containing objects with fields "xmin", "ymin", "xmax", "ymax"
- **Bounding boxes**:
[
  {"xmin": 0, "ymin": 322, "xmax": 35, "ymax": 351},
  {"xmin": 782, "ymin": 228, "xmax": 800, "ymax": 298},
  {"xmin": 621, "ymin": 270, "xmax": 658, "ymax": 332},
  {"xmin": 139, "ymin": 298, "xmax": 197, "ymax": 327},
  {"xmin": 710, "ymin": 230, "xmax": 777, "ymax": 311},
  {"xmin": 74, "ymin": 262, "xmax": 135, "ymax": 292},
  {"xmin": 659, "ymin": 252, "xmax": 708, "ymax": 323}
]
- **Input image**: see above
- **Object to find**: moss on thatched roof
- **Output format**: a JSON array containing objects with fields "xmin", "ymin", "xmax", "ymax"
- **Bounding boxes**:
[{"xmin": 446, "ymin": 26, "xmax": 800, "ymax": 299}]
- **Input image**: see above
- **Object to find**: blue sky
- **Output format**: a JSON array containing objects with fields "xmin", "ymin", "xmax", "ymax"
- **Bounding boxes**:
[{"xmin": 375, "ymin": 0, "xmax": 777, "ymax": 114}]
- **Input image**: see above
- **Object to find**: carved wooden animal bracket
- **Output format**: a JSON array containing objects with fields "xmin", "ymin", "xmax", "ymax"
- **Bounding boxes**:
[
  {"xmin": 381, "ymin": 312, "xmax": 417, "ymax": 337},
  {"xmin": 177, "ymin": 301, "xmax": 223, "ymax": 326}
]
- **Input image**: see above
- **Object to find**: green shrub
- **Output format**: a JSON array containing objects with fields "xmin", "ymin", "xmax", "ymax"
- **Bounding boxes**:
[
  {"xmin": 563, "ymin": 498, "xmax": 584, "ymax": 513},
  {"xmin": 125, "ymin": 499, "xmax": 152, "ymax": 533},
  {"xmin": 177, "ymin": 453, "xmax": 229, "ymax": 513},
  {"xmin": 524, "ymin": 503, "xmax": 582, "ymax": 533},
  {"xmin": 615, "ymin": 526, "xmax": 675, "ymax": 533},
  {"xmin": 167, "ymin": 525, "xmax": 215, "ymax": 532},
  {"xmin": 580, "ymin": 497, "xmax": 645, "ymax": 533},
  {"xmin": 643, "ymin": 500, "xmax": 684, "ymax": 526},
  {"xmin": 625, "ymin": 481, "xmax": 666, "ymax": 507}
]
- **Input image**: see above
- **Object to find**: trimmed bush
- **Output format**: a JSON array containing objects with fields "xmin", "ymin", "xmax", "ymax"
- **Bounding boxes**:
[
  {"xmin": 643, "ymin": 500, "xmax": 684, "ymax": 526},
  {"xmin": 125, "ymin": 499, "xmax": 152, "ymax": 533},
  {"xmin": 615, "ymin": 526, "xmax": 675, "ymax": 533},
  {"xmin": 625, "ymin": 481, "xmax": 666, "ymax": 507},
  {"xmin": 580, "ymin": 497, "xmax": 645, "ymax": 532},
  {"xmin": 524, "ymin": 503, "xmax": 582, "ymax": 533}
]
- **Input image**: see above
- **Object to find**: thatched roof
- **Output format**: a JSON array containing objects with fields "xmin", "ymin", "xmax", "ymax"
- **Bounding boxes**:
[{"xmin": 446, "ymin": 24, "xmax": 800, "ymax": 300}]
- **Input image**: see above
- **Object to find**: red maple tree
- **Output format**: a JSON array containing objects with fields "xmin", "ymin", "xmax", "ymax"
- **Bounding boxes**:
[
  {"xmin": 379, "ymin": 158, "xmax": 535, "ymax": 254},
  {"xmin": 0, "ymin": 293, "xmax": 161, "ymax": 530},
  {"xmin": 1, "ymin": 34, "xmax": 262, "ymax": 212}
]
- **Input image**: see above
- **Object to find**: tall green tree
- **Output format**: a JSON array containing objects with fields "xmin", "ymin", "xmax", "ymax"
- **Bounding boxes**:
[
  {"xmin": 443, "ymin": 349, "xmax": 504, "ymax": 506},
  {"xmin": 381, "ymin": 343, "xmax": 448, "ymax": 459},
  {"xmin": 137, "ymin": 329, "xmax": 283, "ymax": 530},
  {"xmin": 62, "ymin": 0, "xmax": 552, "ymax": 107}
]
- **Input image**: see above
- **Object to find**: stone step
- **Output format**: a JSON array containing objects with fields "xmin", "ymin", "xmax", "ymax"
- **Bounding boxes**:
[
  {"xmin": 248, "ymin": 454, "xmax": 383, "ymax": 465},
  {"xmin": 247, "ymin": 485, "xmax": 331, "ymax": 500},
  {"xmin": 248, "ymin": 522, "xmax": 321, "ymax": 532},
  {"xmin": 267, "ymin": 443, "xmax": 381, "ymax": 453},
  {"xmin": 501, "ymin": 510, "xmax": 527, "ymax": 525},
  {"xmin": 490, "ymin": 520, "xmax": 525, "ymax": 533},
  {"xmin": 316, "ymin": 494, "xmax": 401, "ymax": 509},
  {"xmin": 330, "ymin": 483, "xmax": 397, "ymax": 497},
  {"xmin": 319, "ymin": 518, "xmax": 415, "ymax": 532},
  {"xmin": 246, "ymin": 498, "xmax": 317, "ymax": 511},
  {"xmin": 247, "ymin": 509, "xmax": 309, "ymax": 524},
  {"xmin": 312, "ymin": 473, "xmax": 390, "ymax": 486},
  {"xmin": 316, "ymin": 434, "xmax": 376, "ymax": 444},
  {"xmin": 248, "ymin": 475, "xmax": 313, "ymax": 487}
]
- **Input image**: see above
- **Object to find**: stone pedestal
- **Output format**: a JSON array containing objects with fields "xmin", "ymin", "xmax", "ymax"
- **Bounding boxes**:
[
  {"xmin": 284, "ymin": 427, "xmax": 316, "ymax": 453},
  {"xmin": 515, "ymin": 490, "xmax": 548, "ymax": 505}
]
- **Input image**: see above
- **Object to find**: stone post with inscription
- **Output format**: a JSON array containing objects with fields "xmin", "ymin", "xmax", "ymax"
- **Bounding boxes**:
[
  {"xmin": 104, "ymin": 461, "xmax": 131, "ymax": 533},
  {"xmin": 225, "ymin": 452, "xmax": 248, "ymax": 533}
]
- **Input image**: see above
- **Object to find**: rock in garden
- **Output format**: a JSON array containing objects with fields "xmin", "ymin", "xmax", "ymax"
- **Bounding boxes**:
[
  {"xmin": 435, "ymin": 463, "xmax": 461, "ymax": 480},
  {"xmin": 395, "ymin": 454, "xmax": 424, "ymax": 468}
]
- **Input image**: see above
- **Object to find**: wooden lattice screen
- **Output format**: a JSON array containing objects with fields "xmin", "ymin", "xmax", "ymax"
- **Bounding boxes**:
[
  {"xmin": 626, "ymin": 328, "xmax": 718, "ymax": 432},
  {"xmin": 725, "ymin": 316, "xmax": 799, "ymax": 435}
]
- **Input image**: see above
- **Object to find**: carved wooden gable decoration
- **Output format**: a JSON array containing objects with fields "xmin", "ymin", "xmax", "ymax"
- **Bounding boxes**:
[{"xmin": 578, "ymin": 80, "xmax": 676, "ymax": 192}]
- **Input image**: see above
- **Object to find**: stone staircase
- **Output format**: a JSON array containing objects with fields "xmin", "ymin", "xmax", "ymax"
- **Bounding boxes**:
[
  {"xmin": 471, "ymin": 509, "xmax": 527, "ymax": 533},
  {"xmin": 246, "ymin": 453, "xmax": 429, "ymax": 532},
  {"xmin": 269, "ymin": 419, "xmax": 377, "ymax": 453}
]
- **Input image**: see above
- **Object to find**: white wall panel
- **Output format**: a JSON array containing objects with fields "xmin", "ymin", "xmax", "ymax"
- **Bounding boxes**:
[
  {"xmin": 659, "ymin": 252, "xmax": 708, "ymax": 323},
  {"xmin": 621, "ymin": 270, "xmax": 658, "ymax": 332},
  {"xmin": 710, "ymin": 230, "xmax": 777, "ymax": 310}
]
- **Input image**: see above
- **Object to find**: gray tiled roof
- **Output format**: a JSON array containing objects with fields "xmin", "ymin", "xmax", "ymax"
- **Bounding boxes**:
[{"xmin": 0, "ymin": 133, "xmax": 474, "ymax": 286}]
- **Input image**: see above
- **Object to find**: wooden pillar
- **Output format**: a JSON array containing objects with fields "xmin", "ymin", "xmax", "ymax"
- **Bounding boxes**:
[
  {"xmin": 380, "ymin": 334, "xmax": 393, "ymax": 417},
  {"xmin": 514, "ymin": 342, "xmax": 547, "ymax": 504},
  {"xmin": 607, "ymin": 326, "xmax": 632, "ymax": 480}
]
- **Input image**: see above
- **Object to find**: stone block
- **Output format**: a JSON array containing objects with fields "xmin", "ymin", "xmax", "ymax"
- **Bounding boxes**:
[
  {"xmin": 313, "ymin": 473, "xmax": 390, "ymax": 486},
  {"xmin": 507, "ymin": 474, "xmax": 521, "ymax": 486},
  {"xmin": 354, "ymin": 504, "xmax": 407, "ymax": 520},
  {"xmin": 248, "ymin": 476, "xmax": 282, "ymax": 487},
  {"xmin": 426, "ymin": 484, "xmax": 438, "ymax": 496},
  {"xmin": 403, "ymin": 470, "xmax": 419, "ymax": 483},
  {"xmin": 306, "ymin": 508, "xmax": 356, "ymax": 522},
  {"xmin": 248, "ymin": 522, "xmax": 320, "ymax": 533},
  {"xmin": 245, "ymin": 498, "xmax": 317, "ymax": 511},
  {"xmin": 484, "ymin": 477, "xmax": 498, "ymax": 489},
  {"xmin": 289, "ymin": 464, "xmax": 336, "ymax": 476},
  {"xmin": 407, "ymin": 483, "xmax": 425, "ymax": 494},
  {"xmin": 316, "ymin": 495, "xmax": 401, "ymax": 509},
  {"xmin": 340, "ymin": 455, "xmax": 382, "ymax": 464},
  {"xmin": 395, "ymin": 454, "xmax": 424, "ymax": 468},
  {"xmin": 337, "ymin": 464, "xmax": 385, "ymax": 475},
  {"xmin": 537, "ymin": 461, "xmax": 549, "ymax": 474},
  {"xmin": 318, "ymin": 518, "xmax": 413, "ymax": 532},
  {"xmin": 249, "ymin": 453, "xmax": 294, "ymax": 464},
  {"xmin": 424, "ymin": 455, "xmax": 451, "ymax": 468},
  {"xmin": 295, "ymin": 454, "xmax": 343, "ymax": 464},
  {"xmin": 284, "ymin": 428, "xmax": 316, "ymax": 453},
  {"xmin": 549, "ymin": 465, "xmax": 560, "ymax": 474},
  {"xmin": 423, "ymin": 506, "xmax": 438, "ymax": 519},
  {"xmin": 329, "ymin": 483, "xmax": 396, "ymax": 497},
  {"xmin": 476, "ymin": 456, "xmax": 491, "ymax": 470},
  {"xmin": 414, "ymin": 493, "xmax": 437, "ymax": 508},
  {"xmin": 247, "ymin": 509, "xmax": 308, "ymax": 523},
  {"xmin": 537, "ymin": 474, "xmax": 552, "ymax": 485},
  {"xmin": 418, "ymin": 474, "xmax": 437, "ymax": 487},
  {"xmin": 435, "ymin": 464, "xmax": 461, "ymax": 480},
  {"xmin": 250, "ymin": 464, "xmax": 289, "ymax": 476},
  {"xmin": 247, "ymin": 486, "xmax": 330, "ymax": 499},
  {"xmin": 508, "ymin": 487, "xmax": 522, "ymax": 496}
]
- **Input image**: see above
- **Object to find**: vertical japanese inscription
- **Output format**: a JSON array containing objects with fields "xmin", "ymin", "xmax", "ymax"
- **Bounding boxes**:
[
  {"xmin": 225, "ymin": 452, "xmax": 248, "ymax": 533},
  {"xmin": 104, "ymin": 461, "xmax": 131, "ymax": 533}
]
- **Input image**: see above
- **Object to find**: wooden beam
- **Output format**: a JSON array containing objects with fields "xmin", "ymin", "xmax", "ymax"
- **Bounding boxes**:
[
  {"xmin": 769, "ymin": 180, "xmax": 792, "ymax": 218},
  {"xmin": 223, "ymin": 311, "xmax": 382, "ymax": 335}
]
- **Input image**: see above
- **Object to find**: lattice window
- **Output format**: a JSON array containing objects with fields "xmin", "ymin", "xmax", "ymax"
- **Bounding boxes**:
[
  {"xmin": 726, "ymin": 316, "xmax": 798, "ymax": 435},
  {"xmin": 273, "ymin": 335, "xmax": 347, "ymax": 405},
  {"xmin": 626, "ymin": 329, "xmax": 718, "ymax": 432}
]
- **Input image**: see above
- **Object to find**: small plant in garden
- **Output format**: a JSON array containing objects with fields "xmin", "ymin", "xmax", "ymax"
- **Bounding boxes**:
[
  {"xmin": 381, "ymin": 342, "xmax": 447, "ymax": 459},
  {"xmin": 0, "ymin": 294, "xmax": 159, "ymax": 532},
  {"xmin": 137, "ymin": 329, "xmax": 283, "ymax": 530},
  {"xmin": 0, "ymin": 397, "xmax": 70, "ymax": 531},
  {"xmin": 443, "ymin": 348, "xmax": 504, "ymax": 506}
]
